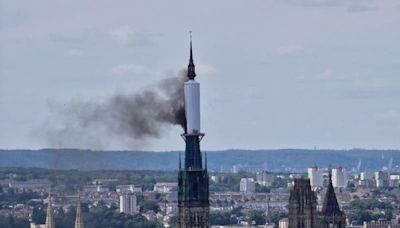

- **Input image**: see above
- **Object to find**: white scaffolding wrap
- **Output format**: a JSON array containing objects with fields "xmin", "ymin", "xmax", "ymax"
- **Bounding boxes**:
[{"xmin": 184, "ymin": 80, "xmax": 200, "ymax": 134}]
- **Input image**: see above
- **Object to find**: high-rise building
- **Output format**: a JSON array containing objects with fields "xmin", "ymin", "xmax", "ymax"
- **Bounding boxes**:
[
  {"xmin": 256, "ymin": 171, "xmax": 275, "ymax": 187},
  {"xmin": 375, "ymin": 171, "xmax": 390, "ymax": 188},
  {"xmin": 288, "ymin": 179, "xmax": 318, "ymax": 228},
  {"xmin": 119, "ymin": 194, "xmax": 137, "ymax": 214},
  {"xmin": 75, "ymin": 196, "xmax": 84, "ymax": 228},
  {"xmin": 178, "ymin": 36, "xmax": 209, "ymax": 228},
  {"xmin": 332, "ymin": 167, "xmax": 347, "ymax": 188},
  {"xmin": 279, "ymin": 218, "xmax": 289, "ymax": 228},
  {"xmin": 240, "ymin": 178, "xmax": 256, "ymax": 193},
  {"xmin": 308, "ymin": 166, "xmax": 323, "ymax": 188},
  {"xmin": 359, "ymin": 172, "xmax": 375, "ymax": 188},
  {"xmin": 360, "ymin": 172, "xmax": 371, "ymax": 180},
  {"xmin": 319, "ymin": 173, "xmax": 346, "ymax": 228}
]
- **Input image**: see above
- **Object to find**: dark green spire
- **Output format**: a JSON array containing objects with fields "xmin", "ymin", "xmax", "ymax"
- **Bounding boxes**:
[{"xmin": 187, "ymin": 31, "xmax": 196, "ymax": 80}]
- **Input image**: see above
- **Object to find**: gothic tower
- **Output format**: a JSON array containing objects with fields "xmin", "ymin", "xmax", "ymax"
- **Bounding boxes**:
[
  {"xmin": 319, "ymin": 173, "xmax": 346, "ymax": 228},
  {"xmin": 288, "ymin": 179, "xmax": 318, "ymax": 228},
  {"xmin": 178, "ymin": 36, "xmax": 210, "ymax": 228}
]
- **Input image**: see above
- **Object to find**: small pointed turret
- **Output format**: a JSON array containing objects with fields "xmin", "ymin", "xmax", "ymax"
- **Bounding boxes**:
[
  {"xmin": 45, "ymin": 195, "xmax": 55, "ymax": 228},
  {"xmin": 321, "ymin": 171, "xmax": 342, "ymax": 216},
  {"xmin": 319, "ymin": 170, "xmax": 346, "ymax": 228},
  {"xmin": 75, "ymin": 195, "xmax": 84, "ymax": 228},
  {"xmin": 187, "ymin": 31, "xmax": 196, "ymax": 80}
]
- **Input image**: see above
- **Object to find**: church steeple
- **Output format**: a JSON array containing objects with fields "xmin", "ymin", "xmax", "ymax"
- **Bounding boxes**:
[
  {"xmin": 45, "ymin": 195, "xmax": 55, "ymax": 228},
  {"xmin": 187, "ymin": 31, "xmax": 196, "ymax": 80},
  {"xmin": 75, "ymin": 195, "xmax": 84, "ymax": 228}
]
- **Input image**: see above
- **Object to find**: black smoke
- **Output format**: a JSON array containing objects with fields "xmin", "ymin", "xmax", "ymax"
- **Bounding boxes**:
[{"xmin": 39, "ymin": 70, "xmax": 187, "ymax": 149}]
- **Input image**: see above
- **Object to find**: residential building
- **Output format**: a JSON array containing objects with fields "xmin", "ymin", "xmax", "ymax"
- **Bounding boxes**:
[
  {"xmin": 116, "ymin": 184, "xmax": 142, "ymax": 194},
  {"xmin": 240, "ymin": 178, "xmax": 255, "ymax": 193},
  {"xmin": 256, "ymin": 171, "xmax": 275, "ymax": 187},
  {"xmin": 332, "ymin": 167, "xmax": 347, "ymax": 188},
  {"xmin": 375, "ymin": 171, "xmax": 390, "ymax": 188},
  {"xmin": 279, "ymin": 218, "xmax": 289, "ymax": 228},
  {"xmin": 119, "ymin": 194, "xmax": 137, "ymax": 214},
  {"xmin": 308, "ymin": 166, "xmax": 323, "ymax": 188},
  {"xmin": 154, "ymin": 182, "xmax": 178, "ymax": 193}
]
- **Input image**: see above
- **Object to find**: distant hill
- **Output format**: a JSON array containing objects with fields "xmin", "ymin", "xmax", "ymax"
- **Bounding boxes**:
[{"xmin": 0, "ymin": 149, "xmax": 399, "ymax": 172}]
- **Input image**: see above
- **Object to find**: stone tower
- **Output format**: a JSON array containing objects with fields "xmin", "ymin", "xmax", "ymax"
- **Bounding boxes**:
[{"xmin": 288, "ymin": 179, "xmax": 318, "ymax": 228}]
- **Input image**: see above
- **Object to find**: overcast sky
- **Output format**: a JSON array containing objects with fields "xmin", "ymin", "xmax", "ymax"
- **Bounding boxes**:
[{"xmin": 1, "ymin": 0, "xmax": 400, "ymax": 151}]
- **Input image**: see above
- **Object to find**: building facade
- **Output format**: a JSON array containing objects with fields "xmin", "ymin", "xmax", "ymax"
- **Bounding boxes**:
[
  {"xmin": 332, "ymin": 167, "xmax": 347, "ymax": 188},
  {"xmin": 375, "ymin": 171, "xmax": 390, "ymax": 188},
  {"xmin": 240, "ymin": 178, "xmax": 256, "ymax": 193},
  {"xmin": 256, "ymin": 171, "xmax": 275, "ymax": 187},
  {"xmin": 119, "ymin": 194, "xmax": 137, "ymax": 214},
  {"xmin": 308, "ymin": 167, "xmax": 323, "ymax": 188}
]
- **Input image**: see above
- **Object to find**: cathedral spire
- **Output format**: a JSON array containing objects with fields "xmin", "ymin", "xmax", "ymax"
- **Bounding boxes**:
[
  {"xmin": 187, "ymin": 31, "xmax": 196, "ymax": 80},
  {"xmin": 45, "ymin": 195, "xmax": 55, "ymax": 228},
  {"xmin": 75, "ymin": 195, "xmax": 84, "ymax": 228}
]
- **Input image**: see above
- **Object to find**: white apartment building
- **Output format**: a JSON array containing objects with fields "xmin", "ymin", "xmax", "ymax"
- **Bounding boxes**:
[
  {"xmin": 153, "ymin": 182, "xmax": 178, "ymax": 193},
  {"xmin": 308, "ymin": 166, "xmax": 323, "ymax": 188},
  {"xmin": 332, "ymin": 167, "xmax": 348, "ymax": 188},
  {"xmin": 279, "ymin": 218, "xmax": 289, "ymax": 228},
  {"xmin": 375, "ymin": 171, "xmax": 390, "ymax": 188},
  {"xmin": 360, "ymin": 172, "xmax": 372, "ymax": 180},
  {"xmin": 256, "ymin": 171, "xmax": 275, "ymax": 187},
  {"xmin": 240, "ymin": 178, "xmax": 255, "ymax": 193},
  {"xmin": 119, "ymin": 194, "xmax": 137, "ymax": 214},
  {"xmin": 116, "ymin": 184, "xmax": 142, "ymax": 194}
]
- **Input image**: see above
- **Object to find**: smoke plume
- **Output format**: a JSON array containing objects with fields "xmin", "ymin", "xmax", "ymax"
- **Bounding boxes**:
[{"xmin": 39, "ymin": 70, "xmax": 187, "ymax": 149}]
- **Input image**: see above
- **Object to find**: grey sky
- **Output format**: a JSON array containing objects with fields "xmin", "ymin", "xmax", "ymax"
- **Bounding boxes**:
[{"xmin": 1, "ymin": 0, "xmax": 400, "ymax": 151}]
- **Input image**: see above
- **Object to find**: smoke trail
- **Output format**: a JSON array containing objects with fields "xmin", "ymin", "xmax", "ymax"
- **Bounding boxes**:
[{"xmin": 39, "ymin": 70, "xmax": 187, "ymax": 149}]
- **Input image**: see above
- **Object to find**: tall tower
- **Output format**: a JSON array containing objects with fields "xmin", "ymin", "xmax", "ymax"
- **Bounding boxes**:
[
  {"xmin": 288, "ymin": 179, "xmax": 318, "ymax": 228},
  {"xmin": 319, "ymin": 173, "xmax": 346, "ymax": 228},
  {"xmin": 75, "ymin": 196, "xmax": 85, "ymax": 228},
  {"xmin": 45, "ymin": 195, "xmax": 55, "ymax": 228},
  {"xmin": 178, "ymin": 35, "xmax": 210, "ymax": 228}
]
